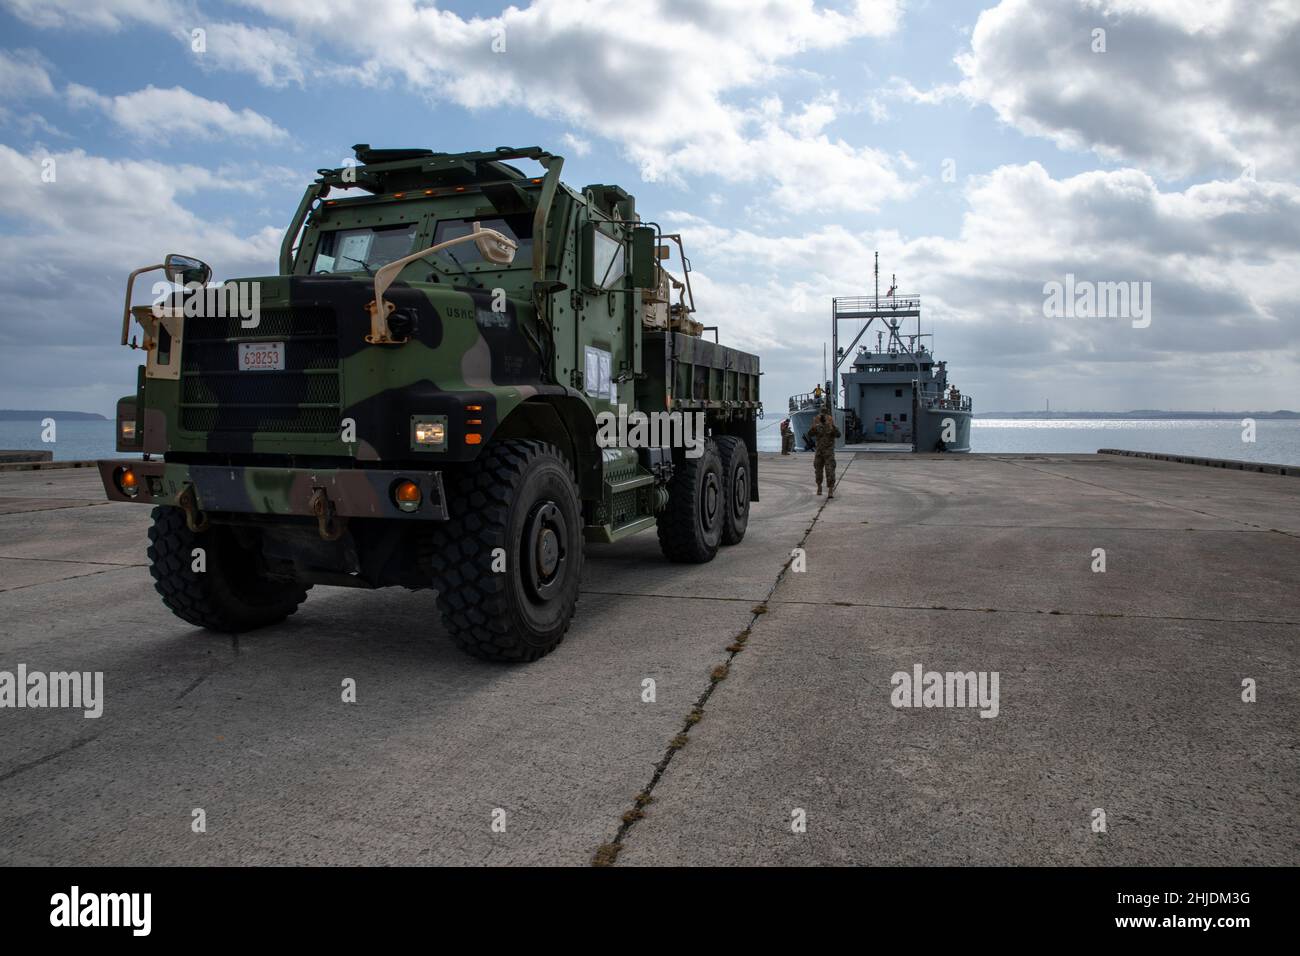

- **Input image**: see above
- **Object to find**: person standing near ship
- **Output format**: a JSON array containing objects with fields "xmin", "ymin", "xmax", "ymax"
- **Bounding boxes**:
[
  {"xmin": 804, "ymin": 405, "xmax": 840, "ymax": 498},
  {"xmin": 780, "ymin": 418, "xmax": 794, "ymax": 455}
]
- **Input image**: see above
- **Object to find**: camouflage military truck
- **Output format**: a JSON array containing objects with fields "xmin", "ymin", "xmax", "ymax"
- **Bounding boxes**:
[{"xmin": 99, "ymin": 145, "xmax": 761, "ymax": 662}]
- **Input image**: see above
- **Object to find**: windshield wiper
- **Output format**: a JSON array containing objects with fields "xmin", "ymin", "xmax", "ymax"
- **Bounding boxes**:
[
  {"xmin": 443, "ymin": 249, "xmax": 482, "ymax": 289},
  {"xmin": 337, "ymin": 253, "xmax": 374, "ymax": 276}
]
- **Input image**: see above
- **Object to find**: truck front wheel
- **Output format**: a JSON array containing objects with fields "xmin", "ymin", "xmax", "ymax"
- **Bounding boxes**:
[
  {"xmin": 147, "ymin": 506, "xmax": 310, "ymax": 633},
  {"xmin": 656, "ymin": 439, "xmax": 724, "ymax": 563},
  {"xmin": 427, "ymin": 440, "xmax": 583, "ymax": 662}
]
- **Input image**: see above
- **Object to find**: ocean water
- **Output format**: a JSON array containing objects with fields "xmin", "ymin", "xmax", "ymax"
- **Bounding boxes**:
[
  {"xmin": 0, "ymin": 419, "xmax": 132, "ymax": 461},
  {"xmin": 5, "ymin": 418, "xmax": 1298, "ymax": 467},
  {"xmin": 756, "ymin": 417, "xmax": 1300, "ymax": 465}
]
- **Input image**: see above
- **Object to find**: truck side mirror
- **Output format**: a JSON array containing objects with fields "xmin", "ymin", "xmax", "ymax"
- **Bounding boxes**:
[
  {"xmin": 630, "ymin": 226, "xmax": 657, "ymax": 289},
  {"xmin": 471, "ymin": 222, "xmax": 516, "ymax": 266},
  {"xmin": 164, "ymin": 254, "xmax": 211, "ymax": 287}
]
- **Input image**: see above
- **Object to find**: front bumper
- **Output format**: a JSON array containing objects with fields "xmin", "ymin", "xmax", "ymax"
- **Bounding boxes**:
[{"xmin": 98, "ymin": 459, "xmax": 448, "ymax": 521}]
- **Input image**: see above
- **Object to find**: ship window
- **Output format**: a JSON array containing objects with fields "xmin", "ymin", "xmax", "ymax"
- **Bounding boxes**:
[
  {"xmin": 895, "ymin": 389, "xmax": 902, "ymax": 397},
  {"xmin": 884, "ymin": 414, "xmax": 892, "ymax": 421},
  {"xmin": 900, "ymin": 414, "xmax": 907, "ymax": 422}
]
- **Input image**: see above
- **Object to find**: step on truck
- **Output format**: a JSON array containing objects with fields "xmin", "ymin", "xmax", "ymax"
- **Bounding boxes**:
[{"xmin": 99, "ymin": 145, "xmax": 762, "ymax": 662}]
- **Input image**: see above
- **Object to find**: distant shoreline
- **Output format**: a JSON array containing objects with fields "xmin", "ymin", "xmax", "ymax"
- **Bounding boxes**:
[
  {"xmin": 975, "ymin": 411, "xmax": 1299, "ymax": 420},
  {"xmin": 0, "ymin": 410, "xmax": 109, "ymax": 421}
]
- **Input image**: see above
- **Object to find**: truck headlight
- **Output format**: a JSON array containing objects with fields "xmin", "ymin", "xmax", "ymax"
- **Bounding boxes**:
[{"xmin": 411, "ymin": 416, "xmax": 447, "ymax": 450}]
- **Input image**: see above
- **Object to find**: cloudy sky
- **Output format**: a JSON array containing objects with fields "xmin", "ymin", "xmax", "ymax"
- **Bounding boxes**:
[{"xmin": 0, "ymin": 0, "xmax": 1296, "ymax": 416}]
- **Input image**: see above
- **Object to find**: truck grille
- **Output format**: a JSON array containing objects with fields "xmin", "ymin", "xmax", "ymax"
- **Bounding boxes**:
[{"xmin": 180, "ymin": 306, "xmax": 342, "ymax": 435}]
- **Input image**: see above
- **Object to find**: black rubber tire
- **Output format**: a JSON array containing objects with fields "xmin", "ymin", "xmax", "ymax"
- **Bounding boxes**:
[
  {"xmin": 715, "ymin": 435, "xmax": 750, "ymax": 546},
  {"xmin": 146, "ymin": 506, "xmax": 309, "ymax": 633},
  {"xmin": 656, "ymin": 439, "xmax": 724, "ymax": 563},
  {"xmin": 427, "ymin": 440, "xmax": 583, "ymax": 662}
]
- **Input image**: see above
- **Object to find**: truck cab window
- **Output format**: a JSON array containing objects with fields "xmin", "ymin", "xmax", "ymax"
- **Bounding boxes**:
[
  {"xmin": 433, "ymin": 214, "xmax": 533, "ymax": 267},
  {"xmin": 591, "ymin": 228, "xmax": 624, "ymax": 290},
  {"xmin": 313, "ymin": 223, "xmax": 417, "ymax": 274}
]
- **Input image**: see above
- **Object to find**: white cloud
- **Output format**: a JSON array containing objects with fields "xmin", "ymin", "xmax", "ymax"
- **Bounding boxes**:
[
  {"xmin": 560, "ymin": 132, "xmax": 591, "ymax": 157},
  {"xmin": 635, "ymin": 94, "xmax": 915, "ymax": 212},
  {"xmin": 667, "ymin": 162, "xmax": 1300, "ymax": 410},
  {"xmin": 0, "ymin": 144, "xmax": 283, "ymax": 242},
  {"xmin": 182, "ymin": 21, "xmax": 308, "ymax": 88},
  {"xmin": 3, "ymin": 0, "xmax": 918, "ymax": 209},
  {"xmin": 0, "ymin": 143, "xmax": 285, "ymax": 412},
  {"xmin": 65, "ymin": 83, "xmax": 288, "ymax": 143},
  {"xmin": 51, "ymin": 0, "xmax": 911, "ymax": 208},
  {"xmin": 884, "ymin": 77, "xmax": 960, "ymax": 106},
  {"xmin": 954, "ymin": 0, "xmax": 1300, "ymax": 179},
  {"xmin": 0, "ymin": 0, "xmax": 181, "ymax": 30},
  {"xmin": 0, "ymin": 48, "xmax": 55, "ymax": 100}
]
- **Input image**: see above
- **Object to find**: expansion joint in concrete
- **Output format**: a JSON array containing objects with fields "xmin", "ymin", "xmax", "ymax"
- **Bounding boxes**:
[{"xmin": 592, "ymin": 458, "xmax": 855, "ymax": 866}]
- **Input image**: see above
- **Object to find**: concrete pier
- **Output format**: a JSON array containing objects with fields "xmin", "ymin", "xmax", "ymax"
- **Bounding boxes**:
[
  {"xmin": 0, "ymin": 450, "xmax": 52, "ymax": 465},
  {"xmin": 0, "ymin": 453, "xmax": 1295, "ymax": 865}
]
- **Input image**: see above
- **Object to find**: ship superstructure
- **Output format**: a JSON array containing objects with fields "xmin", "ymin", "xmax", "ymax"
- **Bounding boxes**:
[{"xmin": 789, "ymin": 254, "xmax": 972, "ymax": 452}]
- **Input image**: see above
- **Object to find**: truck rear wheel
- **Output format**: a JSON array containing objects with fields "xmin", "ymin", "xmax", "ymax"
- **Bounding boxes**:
[
  {"xmin": 656, "ymin": 439, "xmax": 724, "ymax": 563},
  {"xmin": 146, "ymin": 506, "xmax": 309, "ymax": 633},
  {"xmin": 715, "ymin": 435, "xmax": 750, "ymax": 545},
  {"xmin": 427, "ymin": 440, "xmax": 583, "ymax": 662}
]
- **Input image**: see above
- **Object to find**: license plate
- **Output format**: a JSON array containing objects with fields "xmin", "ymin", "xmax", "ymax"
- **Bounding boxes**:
[{"xmin": 238, "ymin": 341, "xmax": 285, "ymax": 371}]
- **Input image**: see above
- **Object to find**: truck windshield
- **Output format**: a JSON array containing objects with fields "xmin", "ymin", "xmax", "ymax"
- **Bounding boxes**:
[
  {"xmin": 433, "ymin": 214, "xmax": 533, "ymax": 267},
  {"xmin": 313, "ymin": 223, "xmax": 418, "ymax": 274}
]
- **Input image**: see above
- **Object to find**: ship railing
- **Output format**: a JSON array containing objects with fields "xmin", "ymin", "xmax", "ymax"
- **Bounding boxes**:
[
  {"xmin": 833, "ymin": 294, "xmax": 921, "ymax": 316},
  {"xmin": 788, "ymin": 391, "xmax": 828, "ymax": 411},
  {"xmin": 921, "ymin": 396, "xmax": 973, "ymax": 411}
]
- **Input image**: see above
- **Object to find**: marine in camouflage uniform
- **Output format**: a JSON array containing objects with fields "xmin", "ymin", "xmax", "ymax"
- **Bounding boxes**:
[{"xmin": 804, "ymin": 406, "xmax": 840, "ymax": 497}]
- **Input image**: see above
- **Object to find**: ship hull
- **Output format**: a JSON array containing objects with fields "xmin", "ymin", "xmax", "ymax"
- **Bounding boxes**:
[
  {"xmin": 916, "ymin": 406, "xmax": 972, "ymax": 452},
  {"xmin": 789, "ymin": 406, "xmax": 845, "ymax": 450}
]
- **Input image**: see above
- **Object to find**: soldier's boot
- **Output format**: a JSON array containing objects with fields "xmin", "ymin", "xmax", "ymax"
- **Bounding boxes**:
[
  {"xmin": 816, "ymin": 482, "xmax": 822, "ymax": 496},
  {"xmin": 827, "ymin": 482, "xmax": 834, "ymax": 500}
]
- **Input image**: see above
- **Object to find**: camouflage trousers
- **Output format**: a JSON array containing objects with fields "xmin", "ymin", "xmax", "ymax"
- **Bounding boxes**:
[{"xmin": 814, "ymin": 451, "xmax": 837, "ymax": 489}]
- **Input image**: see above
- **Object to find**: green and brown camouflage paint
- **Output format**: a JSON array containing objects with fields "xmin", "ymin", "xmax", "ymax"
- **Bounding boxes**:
[{"xmin": 102, "ymin": 145, "xmax": 761, "ymax": 536}]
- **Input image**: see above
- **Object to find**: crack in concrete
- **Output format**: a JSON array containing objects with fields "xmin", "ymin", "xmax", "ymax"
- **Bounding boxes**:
[
  {"xmin": 0, "ymin": 500, "xmax": 111, "ymax": 516},
  {"xmin": 1004, "ymin": 458, "xmax": 1281, "ymax": 531},
  {"xmin": 907, "ymin": 524, "xmax": 1293, "ymax": 533},
  {"xmin": 579, "ymin": 589, "xmax": 1300, "ymax": 625},
  {"xmin": 592, "ymin": 458, "xmax": 854, "ymax": 866},
  {"xmin": 769, "ymin": 597, "xmax": 1300, "ymax": 627},
  {"xmin": 0, "ymin": 733, "xmax": 101, "ymax": 784},
  {"xmin": 0, "ymin": 554, "xmax": 144, "ymax": 568},
  {"xmin": 0, "ymin": 564, "xmax": 140, "ymax": 594}
]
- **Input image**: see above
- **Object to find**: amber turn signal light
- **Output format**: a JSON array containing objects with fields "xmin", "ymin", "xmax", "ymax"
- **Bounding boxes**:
[
  {"xmin": 115, "ymin": 466, "xmax": 139, "ymax": 498},
  {"xmin": 392, "ymin": 479, "xmax": 421, "ymax": 513}
]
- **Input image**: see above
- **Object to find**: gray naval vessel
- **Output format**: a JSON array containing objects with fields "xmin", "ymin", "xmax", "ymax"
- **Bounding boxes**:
[{"xmin": 789, "ymin": 255, "xmax": 972, "ymax": 452}]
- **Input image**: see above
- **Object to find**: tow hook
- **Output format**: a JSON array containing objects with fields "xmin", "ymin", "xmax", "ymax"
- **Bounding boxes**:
[
  {"xmin": 309, "ymin": 487, "xmax": 346, "ymax": 541},
  {"xmin": 177, "ymin": 484, "xmax": 210, "ymax": 533}
]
